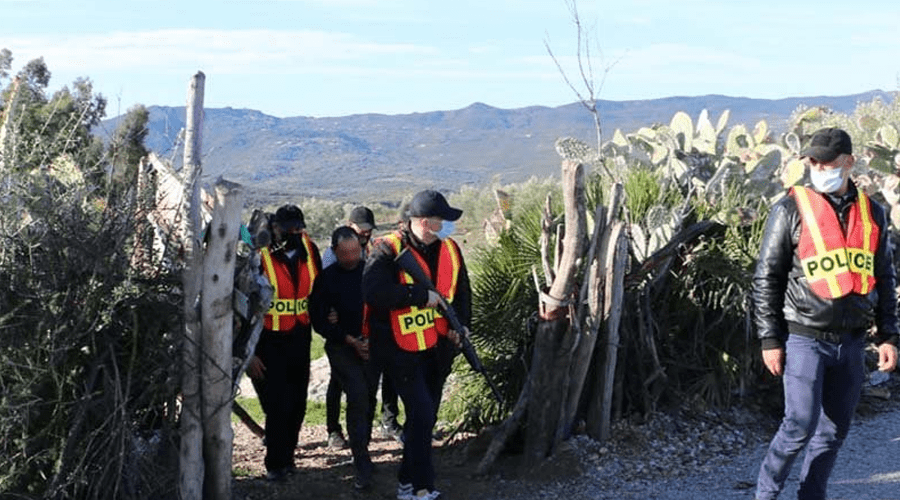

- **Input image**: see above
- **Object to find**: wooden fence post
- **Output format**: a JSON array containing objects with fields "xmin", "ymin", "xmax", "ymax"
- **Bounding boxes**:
[
  {"xmin": 523, "ymin": 159, "xmax": 585, "ymax": 467},
  {"xmin": 179, "ymin": 71, "xmax": 205, "ymax": 500},
  {"xmin": 560, "ymin": 182, "xmax": 623, "ymax": 434},
  {"xmin": 0, "ymin": 76, "xmax": 21, "ymax": 172},
  {"xmin": 585, "ymin": 221, "xmax": 628, "ymax": 440},
  {"xmin": 201, "ymin": 178, "xmax": 242, "ymax": 500}
]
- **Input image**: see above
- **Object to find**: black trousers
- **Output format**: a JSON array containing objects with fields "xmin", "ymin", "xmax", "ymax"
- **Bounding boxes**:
[
  {"xmin": 377, "ymin": 336, "xmax": 455, "ymax": 429},
  {"xmin": 251, "ymin": 328, "xmax": 311, "ymax": 472},
  {"xmin": 326, "ymin": 374, "xmax": 343, "ymax": 434},
  {"xmin": 380, "ymin": 370, "xmax": 401, "ymax": 427},
  {"xmin": 325, "ymin": 341, "xmax": 378, "ymax": 479},
  {"xmin": 378, "ymin": 344, "xmax": 442, "ymax": 491},
  {"xmin": 431, "ymin": 336, "xmax": 458, "ymax": 419}
]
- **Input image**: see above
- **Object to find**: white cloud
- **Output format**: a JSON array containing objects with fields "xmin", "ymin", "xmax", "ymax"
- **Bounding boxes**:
[{"xmin": 5, "ymin": 29, "xmax": 438, "ymax": 76}]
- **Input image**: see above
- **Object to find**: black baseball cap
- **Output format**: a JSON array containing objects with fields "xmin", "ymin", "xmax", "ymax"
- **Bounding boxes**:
[
  {"xmin": 800, "ymin": 127, "xmax": 853, "ymax": 163},
  {"xmin": 274, "ymin": 204, "xmax": 305, "ymax": 230},
  {"xmin": 407, "ymin": 190, "xmax": 462, "ymax": 221},
  {"xmin": 349, "ymin": 206, "xmax": 376, "ymax": 231}
]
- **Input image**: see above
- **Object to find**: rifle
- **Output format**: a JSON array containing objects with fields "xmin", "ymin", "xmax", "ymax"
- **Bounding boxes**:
[
  {"xmin": 395, "ymin": 248, "xmax": 504, "ymax": 405},
  {"xmin": 233, "ymin": 400, "xmax": 265, "ymax": 439}
]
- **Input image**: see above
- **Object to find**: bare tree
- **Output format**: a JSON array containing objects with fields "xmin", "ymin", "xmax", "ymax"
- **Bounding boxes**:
[{"xmin": 544, "ymin": 0, "xmax": 621, "ymax": 166}]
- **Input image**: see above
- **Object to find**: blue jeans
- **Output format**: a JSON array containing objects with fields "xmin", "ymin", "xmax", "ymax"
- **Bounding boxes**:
[{"xmin": 756, "ymin": 333, "xmax": 865, "ymax": 500}]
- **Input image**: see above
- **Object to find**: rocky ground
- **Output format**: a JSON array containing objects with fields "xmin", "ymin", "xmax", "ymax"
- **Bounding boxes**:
[{"xmin": 232, "ymin": 368, "xmax": 899, "ymax": 500}]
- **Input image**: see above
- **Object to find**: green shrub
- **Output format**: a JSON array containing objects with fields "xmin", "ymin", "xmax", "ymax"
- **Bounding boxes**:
[{"xmin": 0, "ymin": 53, "xmax": 181, "ymax": 500}]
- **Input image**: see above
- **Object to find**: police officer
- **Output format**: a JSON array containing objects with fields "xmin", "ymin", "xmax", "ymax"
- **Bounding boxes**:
[
  {"xmin": 362, "ymin": 190, "xmax": 470, "ymax": 500},
  {"xmin": 247, "ymin": 204, "xmax": 322, "ymax": 481},
  {"xmin": 753, "ymin": 128, "xmax": 899, "ymax": 500}
]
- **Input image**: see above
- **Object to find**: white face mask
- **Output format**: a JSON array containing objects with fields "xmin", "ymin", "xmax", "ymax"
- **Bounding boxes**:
[
  {"xmin": 809, "ymin": 166, "xmax": 844, "ymax": 193},
  {"xmin": 434, "ymin": 220, "xmax": 455, "ymax": 240}
]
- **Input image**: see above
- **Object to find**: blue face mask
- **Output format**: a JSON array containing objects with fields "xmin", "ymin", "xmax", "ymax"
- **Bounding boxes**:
[{"xmin": 435, "ymin": 220, "xmax": 455, "ymax": 240}]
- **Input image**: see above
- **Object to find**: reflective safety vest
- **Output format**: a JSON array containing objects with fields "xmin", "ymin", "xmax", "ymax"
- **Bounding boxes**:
[
  {"xmin": 260, "ymin": 234, "xmax": 319, "ymax": 331},
  {"xmin": 381, "ymin": 232, "xmax": 463, "ymax": 352},
  {"xmin": 792, "ymin": 186, "xmax": 879, "ymax": 299}
]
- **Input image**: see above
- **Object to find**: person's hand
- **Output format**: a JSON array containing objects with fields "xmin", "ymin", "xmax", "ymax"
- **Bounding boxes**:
[
  {"xmin": 762, "ymin": 347, "xmax": 784, "ymax": 376},
  {"xmin": 347, "ymin": 335, "xmax": 370, "ymax": 361},
  {"xmin": 247, "ymin": 355, "xmax": 266, "ymax": 380},
  {"xmin": 447, "ymin": 327, "xmax": 465, "ymax": 348},
  {"xmin": 327, "ymin": 308, "xmax": 339, "ymax": 324},
  {"xmin": 877, "ymin": 343, "xmax": 898, "ymax": 372},
  {"xmin": 426, "ymin": 290, "xmax": 442, "ymax": 308}
]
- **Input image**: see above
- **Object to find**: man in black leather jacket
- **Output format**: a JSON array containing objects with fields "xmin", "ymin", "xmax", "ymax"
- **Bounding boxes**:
[{"xmin": 753, "ymin": 128, "xmax": 898, "ymax": 500}]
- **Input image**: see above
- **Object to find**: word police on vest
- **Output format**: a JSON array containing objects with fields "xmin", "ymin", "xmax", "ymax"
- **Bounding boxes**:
[
  {"xmin": 804, "ymin": 249, "xmax": 873, "ymax": 278},
  {"xmin": 271, "ymin": 298, "xmax": 309, "ymax": 314},
  {"xmin": 400, "ymin": 308, "xmax": 436, "ymax": 334}
]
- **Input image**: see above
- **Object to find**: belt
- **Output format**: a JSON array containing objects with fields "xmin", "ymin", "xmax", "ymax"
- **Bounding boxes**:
[{"xmin": 789, "ymin": 323, "xmax": 865, "ymax": 344}]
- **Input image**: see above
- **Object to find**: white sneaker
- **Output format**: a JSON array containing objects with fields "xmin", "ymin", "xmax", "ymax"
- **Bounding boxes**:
[
  {"xmin": 397, "ymin": 483, "xmax": 441, "ymax": 500},
  {"xmin": 396, "ymin": 482, "xmax": 414, "ymax": 500}
]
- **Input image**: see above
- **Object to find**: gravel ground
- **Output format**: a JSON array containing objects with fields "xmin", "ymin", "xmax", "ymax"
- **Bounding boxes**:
[
  {"xmin": 499, "ymin": 408, "xmax": 900, "ymax": 500},
  {"xmin": 233, "ymin": 369, "xmax": 899, "ymax": 500},
  {"xmin": 487, "ymin": 375, "xmax": 900, "ymax": 500}
]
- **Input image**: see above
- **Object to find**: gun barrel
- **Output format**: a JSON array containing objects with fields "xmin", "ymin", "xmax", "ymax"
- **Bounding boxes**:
[{"xmin": 395, "ymin": 248, "xmax": 503, "ymax": 405}]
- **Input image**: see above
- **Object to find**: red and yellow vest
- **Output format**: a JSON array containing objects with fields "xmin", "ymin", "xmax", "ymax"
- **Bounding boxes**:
[
  {"xmin": 791, "ymin": 186, "xmax": 879, "ymax": 299},
  {"xmin": 260, "ymin": 233, "xmax": 319, "ymax": 331},
  {"xmin": 379, "ymin": 232, "xmax": 463, "ymax": 352}
]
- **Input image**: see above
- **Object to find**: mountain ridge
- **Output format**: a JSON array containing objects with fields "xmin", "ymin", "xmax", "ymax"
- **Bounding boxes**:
[{"xmin": 101, "ymin": 90, "xmax": 896, "ymax": 204}]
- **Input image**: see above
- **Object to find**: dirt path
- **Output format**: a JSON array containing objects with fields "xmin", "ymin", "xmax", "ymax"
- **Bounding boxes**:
[
  {"xmin": 231, "ymin": 375, "xmax": 899, "ymax": 500},
  {"xmin": 230, "ymin": 419, "xmax": 584, "ymax": 500}
]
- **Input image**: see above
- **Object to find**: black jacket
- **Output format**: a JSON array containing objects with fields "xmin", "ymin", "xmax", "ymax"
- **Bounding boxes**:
[
  {"xmin": 752, "ymin": 181, "xmax": 900, "ymax": 350},
  {"xmin": 309, "ymin": 261, "xmax": 364, "ymax": 345},
  {"xmin": 361, "ymin": 228, "xmax": 471, "ymax": 349}
]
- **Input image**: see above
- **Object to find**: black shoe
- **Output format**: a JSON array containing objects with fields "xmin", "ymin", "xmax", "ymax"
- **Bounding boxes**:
[
  {"xmin": 354, "ymin": 455, "xmax": 374, "ymax": 490},
  {"xmin": 353, "ymin": 476, "xmax": 371, "ymax": 491},
  {"xmin": 265, "ymin": 469, "xmax": 288, "ymax": 482}
]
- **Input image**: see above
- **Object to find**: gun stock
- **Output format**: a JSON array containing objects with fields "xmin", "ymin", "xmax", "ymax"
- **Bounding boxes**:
[{"xmin": 395, "ymin": 249, "xmax": 503, "ymax": 404}]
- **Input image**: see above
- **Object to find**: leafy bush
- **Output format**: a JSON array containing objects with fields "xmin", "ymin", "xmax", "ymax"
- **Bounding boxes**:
[{"xmin": 1, "ymin": 52, "xmax": 181, "ymax": 499}]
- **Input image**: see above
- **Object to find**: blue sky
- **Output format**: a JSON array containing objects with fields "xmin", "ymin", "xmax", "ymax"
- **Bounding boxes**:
[{"xmin": 3, "ymin": 0, "xmax": 899, "ymax": 118}]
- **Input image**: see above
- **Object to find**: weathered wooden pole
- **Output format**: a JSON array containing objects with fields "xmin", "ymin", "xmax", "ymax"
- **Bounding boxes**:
[
  {"xmin": 523, "ymin": 158, "xmax": 585, "ymax": 468},
  {"xmin": 586, "ymin": 221, "xmax": 629, "ymax": 440},
  {"xmin": 179, "ymin": 71, "xmax": 205, "ymax": 500},
  {"xmin": 559, "ymin": 203, "xmax": 606, "ymax": 434},
  {"xmin": 201, "ymin": 178, "xmax": 242, "ymax": 500},
  {"xmin": 0, "ymin": 76, "xmax": 21, "ymax": 172},
  {"xmin": 130, "ymin": 156, "xmax": 151, "ymax": 275}
]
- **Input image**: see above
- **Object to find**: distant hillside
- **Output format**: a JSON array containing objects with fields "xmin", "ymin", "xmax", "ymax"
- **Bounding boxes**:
[{"xmin": 100, "ymin": 90, "xmax": 895, "ymax": 205}]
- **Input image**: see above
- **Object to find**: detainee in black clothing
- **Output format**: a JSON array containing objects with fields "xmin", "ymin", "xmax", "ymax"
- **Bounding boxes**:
[
  {"xmin": 322, "ymin": 206, "xmax": 380, "ymax": 448},
  {"xmin": 310, "ymin": 226, "xmax": 378, "ymax": 490}
]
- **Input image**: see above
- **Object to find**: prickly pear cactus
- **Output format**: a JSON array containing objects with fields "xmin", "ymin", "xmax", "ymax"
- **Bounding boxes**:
[{"xmin": 555, "ymin": 136, "xmax": 595, "ymax": 162}]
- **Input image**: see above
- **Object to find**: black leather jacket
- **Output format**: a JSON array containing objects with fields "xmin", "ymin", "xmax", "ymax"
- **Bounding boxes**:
[{"xmin": 752, "ymin": 181, "xmax": 900, "ymax": 350}]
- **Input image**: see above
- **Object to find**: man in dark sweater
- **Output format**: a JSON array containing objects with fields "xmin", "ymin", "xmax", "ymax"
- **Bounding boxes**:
[{"xmin": 309, "ymin": 226, "xmax": 378, "ymax": 490}]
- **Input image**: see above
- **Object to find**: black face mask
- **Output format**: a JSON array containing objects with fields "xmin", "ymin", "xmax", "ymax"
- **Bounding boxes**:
[{"xmin": 283, "ymin": 233, "xmax": 302, "ymax": 251}]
